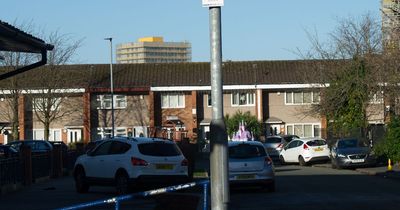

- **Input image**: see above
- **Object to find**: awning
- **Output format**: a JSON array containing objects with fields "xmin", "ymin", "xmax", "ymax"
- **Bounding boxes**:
[{"xmin": 265, "ymin": 117, "xmax": 284, "ymax": 124}]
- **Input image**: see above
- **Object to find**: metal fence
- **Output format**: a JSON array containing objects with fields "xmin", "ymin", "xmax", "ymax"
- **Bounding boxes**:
[
  {"xmin": 0, "ymin": 157, "xmax": 23, "ymax": 187},
  {"xmin": 57, "ymin": 179, "xmax": 210, "ymax": 210}
]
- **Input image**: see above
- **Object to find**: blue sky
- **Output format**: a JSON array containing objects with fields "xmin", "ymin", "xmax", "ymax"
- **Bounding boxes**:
[{"xmin": 2, "ymin": 0, "xmax": 380, "ymax": 64}]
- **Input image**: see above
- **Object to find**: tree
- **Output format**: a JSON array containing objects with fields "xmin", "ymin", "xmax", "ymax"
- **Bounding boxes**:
[
  {"xmin": 26, "ymin": 31, "xmax": 84, "ymax": 140},
  {"xmin": 1, "ymin": 21, "xmax": 84, "ymax": 141},
  {"xmin": 299, "ymin": 13, "xmax": 391, "ymax": 140},
  {"xmin": 224, "ymin": 110, "xmax": 261, "ymax": 140},
  {"xmin": 0, "ymin": 21, "xmax": 38, "ymax": 141}
]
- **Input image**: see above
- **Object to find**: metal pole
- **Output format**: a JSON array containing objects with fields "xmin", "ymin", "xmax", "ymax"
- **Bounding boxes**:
[
  {"xmin": 209, "ymin": 6, "xmax": 229, "ymax": 210},
  {"xmin": 105, "ymin": 37, "xmax": 115, "ymax": 138}
]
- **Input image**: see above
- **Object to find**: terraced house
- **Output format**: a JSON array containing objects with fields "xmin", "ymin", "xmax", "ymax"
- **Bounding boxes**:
[{"xmin": 0, "ymin": 60, "xmax": 386, "ymax": 145}]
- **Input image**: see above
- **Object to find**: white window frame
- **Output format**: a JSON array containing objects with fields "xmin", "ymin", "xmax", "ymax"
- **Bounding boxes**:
[
  {"xmin": 231, "ymin": 92, "xmax": 255, "ymax": 107},
  {"xmin": 207, "ymin": 93, "xmax": 212, "ymax": 107},
  {"xmin": 33, "ymin": 97, "xmax": 61, "ymax": 111},
  {"xmin": 285, "ymin": 91, "xmax": 320, "ymax": 105},
  {"xmin": 97, "ymin": 94, "xmax": 127, "ymax": 109},
  {"xmin": 161, "ymin": 93, "xmax": 185, "ymax": 108},
  {"xmin": 97, "ymin": 127, "xmax": 127, "ymax": 139},
  {"xmin": 285, "ymin": 123, "xmax": 321, "ymax": 138},
  {"xmin": 369, "ymin": 91, "xmax": 384, "ymax": 104},
  {"xmin": 32, "ymin": 129, "xmax": 62, "ymax": 141}
]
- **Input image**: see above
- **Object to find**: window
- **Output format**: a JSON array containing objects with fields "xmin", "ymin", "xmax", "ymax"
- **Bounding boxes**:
[
  {"xmin": 369, "ymin": 91, "xmax": 384, "ymax": 104},
  {"xmin": 207, "ymin": 94, "xmax": 212, "ymax": 107},
  {"xmin": 97, "ymin": 95, "xmax": 127, "ymax": 109},
  {"xmin": 33, "ymin": 97, "xmax": 61, "ymax": 111},
  {"xmin": 286, "ymin": 123, "xmax": 321, "ymax": 137},
  {"xmin": 97, "ymin": 127, "xmax": 127, "ymax": 139},
  {"xmin": 285, "ymin": 91, "xmax": 320, "ymax": 105},
  {"xmin": 161, "ymin": 93, "xmax": 185, "ymax": 108},
  {"xmin": 231, "ymin": 92, "xmax": 255, "ymax": 106},
  {"xmin": 138, "ymin": 142, "xmax": 181, "ymax": 156}
]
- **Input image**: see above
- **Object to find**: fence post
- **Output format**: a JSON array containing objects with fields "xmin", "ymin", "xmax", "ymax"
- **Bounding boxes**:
[
  {"xmin": 52, "ymin": 144, "xmax": 63, "ymax": 178},
  {"xmin": 20, "ymin": 145, "xmax": 32, "ymax": 186}
]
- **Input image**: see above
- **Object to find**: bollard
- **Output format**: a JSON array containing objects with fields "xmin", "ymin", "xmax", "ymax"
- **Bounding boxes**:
[{"xmin": 388, "ymin": 159, "xmax": 393, "ymax": 172}]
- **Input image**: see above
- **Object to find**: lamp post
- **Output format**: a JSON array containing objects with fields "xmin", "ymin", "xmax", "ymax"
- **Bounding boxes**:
[{"xmin": 104, "ymin": 37, "xmax": 115, "ymax": 138}]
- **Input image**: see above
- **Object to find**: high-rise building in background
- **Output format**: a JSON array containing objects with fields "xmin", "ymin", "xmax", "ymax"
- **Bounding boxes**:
[
  {"xmin": 381, "ymin": 0, "xmax": 400, "ymax": 46},
  {"xmin": 116, "ymin": 37, "xmax": 191, "ymax": 64}
]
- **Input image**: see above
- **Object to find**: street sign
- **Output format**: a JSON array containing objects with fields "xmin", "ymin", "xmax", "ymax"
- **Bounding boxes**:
[{"xmin": 202, "ymin": 0, "xmax": 224, "ymax": 7}]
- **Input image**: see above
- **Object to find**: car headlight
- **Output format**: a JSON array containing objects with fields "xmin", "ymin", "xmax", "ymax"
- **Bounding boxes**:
[{"xmin": 337, "ymin": 154, "xmax": 346, "ymax": 158}]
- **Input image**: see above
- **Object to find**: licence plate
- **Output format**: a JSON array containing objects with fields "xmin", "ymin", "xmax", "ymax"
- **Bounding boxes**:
[
  {"xmin": 351, "ymin": 159, "xmax": 364, "ymax": 163},
  {"xmin": 314, "ymin": 147, "xmax": 323, "ymax": 152},
  {"xmin": 156, "ymin": 164, "xmax": 173, "ymax": 170},
  {"xmin": 236, "ymin": 174, "xmax": 255, "ymax": 180}
]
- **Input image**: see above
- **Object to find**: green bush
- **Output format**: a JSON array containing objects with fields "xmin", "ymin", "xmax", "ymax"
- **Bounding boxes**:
[{"xmin": 374, "ymin": 116, "xmax": 400, "ymax": 163}]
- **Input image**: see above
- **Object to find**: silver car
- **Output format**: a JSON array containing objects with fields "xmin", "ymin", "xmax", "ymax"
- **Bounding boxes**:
[{"xmin": 228, "ymin": 141, "xmax": 275, "ymax": 192}]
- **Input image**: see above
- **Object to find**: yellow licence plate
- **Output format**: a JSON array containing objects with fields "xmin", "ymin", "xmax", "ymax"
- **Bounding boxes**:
[
  {"xmin": 314, "ymin": 147, "xmax": 323, "ymax": 152},
  {"xmin": 236, "ymin": 174, "xmax": 255, "ymax": 180},
  {"xmin": 156, "ymin": 164, "xmax": 173, "ymax": 170}
]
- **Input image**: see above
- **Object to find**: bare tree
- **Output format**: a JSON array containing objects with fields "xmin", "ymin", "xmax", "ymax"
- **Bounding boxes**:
[
  {"xmin": 26, "ymin": 30, "xmax": 84, "ymax": 140},
  {"xmin": 298, "ymin": 13, "xmax": 396, "ymax": 139}
]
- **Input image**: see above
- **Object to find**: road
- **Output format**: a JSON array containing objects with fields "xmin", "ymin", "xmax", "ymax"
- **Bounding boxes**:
[{"xmin": 0, "ymin": 164, "xmax": 399, "ymax": 210}]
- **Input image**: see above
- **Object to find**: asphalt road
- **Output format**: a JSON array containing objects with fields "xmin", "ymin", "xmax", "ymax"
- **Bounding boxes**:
[{"xmin": 1, "ymin": 164, "xmax": 400, "ymax": 210}]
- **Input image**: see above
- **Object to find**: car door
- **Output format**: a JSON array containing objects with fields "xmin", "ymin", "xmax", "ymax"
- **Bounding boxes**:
[
  {"xmin": 282, "ymin": 140, "xmax": 300, "ymax": 162},
  {"xmin": 102, "ymin": 141, "xmax": 132, "ymax": 178},
  {"xmin": 84, "ymin": 141, "xmax": 113, "ymax": 178}
]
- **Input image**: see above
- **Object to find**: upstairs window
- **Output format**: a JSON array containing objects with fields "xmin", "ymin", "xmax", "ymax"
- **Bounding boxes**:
[
  {"xmin": 285, "ymin": 91, "xmax": 320, "ymax": 105},
  {"xmin": 231, "ymin": 92, "xmax": 255, "ymax": 106},
  {"xmin": 97, "ymin": 95, "xmax": 127, "ymax": 109},
  {"xmin": 161, "ymin": 93, "xmax": 185, "ymax": 108}
]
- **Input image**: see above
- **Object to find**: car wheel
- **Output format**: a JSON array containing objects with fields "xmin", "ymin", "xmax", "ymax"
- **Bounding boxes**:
[
  {"xmin": 115, "ymin": 171, "xmax": 129, "ymax": 195},
  {"xmin": 299, "ymin": 156, "xmax": 307, "ymax": 166},
  {"xmin": 74, "ymin": 167, "xmax": 89, "ymax": 193},
  {"xmin": 279, "ymin": 155, "xmax": 286, "ymax": 165}
]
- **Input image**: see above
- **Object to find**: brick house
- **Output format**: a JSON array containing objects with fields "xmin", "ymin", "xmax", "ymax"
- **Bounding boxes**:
[{"xmin": 0, "ymin": 60, "xmax": 386, "ymax": 145}]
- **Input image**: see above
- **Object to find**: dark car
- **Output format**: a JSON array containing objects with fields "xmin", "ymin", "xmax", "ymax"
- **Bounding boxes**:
[
  {"xmin": 330, "ymin": 138, "xmax": 376, "ymax": 169},
  {"xmin": 49, "ymin": 141, "xmax": 68, "ymax": 152},
  {"xmin": 0, "ymin": 145, "xmax": 18, "ymax": 158},
  {"xmin": 84, "ymin": 140, "xmax": 105, "ymax": 153},
  {"xmin": 280, "ymin": 134, "xmax": 300, "ymax": 143},
  {"xmin": 7, "ymin": 140, "xmax": 53, "ymax": 153}
]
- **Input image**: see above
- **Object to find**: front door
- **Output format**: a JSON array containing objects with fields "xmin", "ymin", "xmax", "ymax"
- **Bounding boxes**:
[{"xmin": 68, "ymin": 129, "xmax": 82, "ymax": 144}]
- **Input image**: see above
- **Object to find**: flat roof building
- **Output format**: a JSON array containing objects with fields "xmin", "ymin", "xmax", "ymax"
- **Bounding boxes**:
[{"xmin": 116, "ymin": 36, "xmax": 191, "ymax": 64}]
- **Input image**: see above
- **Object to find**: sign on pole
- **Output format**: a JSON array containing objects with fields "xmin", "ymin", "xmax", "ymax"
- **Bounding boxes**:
[{"xmin": 202, "ymin": 0, "xmax": 224, "ymax": 7}]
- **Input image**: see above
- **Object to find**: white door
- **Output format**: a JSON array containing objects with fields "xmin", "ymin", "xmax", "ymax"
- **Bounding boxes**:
[{"xmin": 68, "ymin": 129, "xmax": 82, "ymax": 143}]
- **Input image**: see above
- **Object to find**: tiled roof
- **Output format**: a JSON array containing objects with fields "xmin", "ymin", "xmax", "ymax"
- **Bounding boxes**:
[{"xmin": 0, "ymin": 60, "xmax": 332, "ymax": 90}]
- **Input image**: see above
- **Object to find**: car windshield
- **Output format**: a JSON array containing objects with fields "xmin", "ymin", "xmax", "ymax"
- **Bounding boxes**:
[
  {"xmin": 229, "ymin": 144, "xmax": 266, "ymax": 158},
  {"xmin": 265, "ymin": 137, "xmax": 282, "ymax": 144},
  {"xmin": 138, "ymin": 142, "xmax": 181, "ymax": 156},
  {"xmin": 306, "ymin": 140, "xmax": 326, "ymax": 147},
  {"xmin": 337, "ymin": 139, "xmax": 358, "ymax": 148}
]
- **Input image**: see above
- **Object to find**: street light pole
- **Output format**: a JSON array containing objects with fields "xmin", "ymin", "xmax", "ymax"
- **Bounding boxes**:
[{"xmin": 104, "ymin": 37, "xmax": 115, "ymax": 138}]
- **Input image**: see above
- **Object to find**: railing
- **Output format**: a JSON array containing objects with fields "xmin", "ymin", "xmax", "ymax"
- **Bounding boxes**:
[
  {"xmin": 57, "ymin": 179, "xmax": 210, "ymax": 210},
  {"xmin": 32, "ymin": 153, "xmax": 51, "ymax": 180},
  {"xmin": 0, "ymin": 157, "xmax": 22, "ymax": 187}
]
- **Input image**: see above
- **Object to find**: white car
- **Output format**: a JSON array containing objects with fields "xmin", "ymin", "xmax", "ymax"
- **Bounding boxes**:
[
  {"xmin": 228, "ymin": 141, "xmax": 275, "ymax": 192},
  {"xmin": 279, "ymin": 137, "xmax": 330, "ymax": 166},
  {"xmin": 73, "ymin": 137, "xmax": 189, "ymax": 194}
]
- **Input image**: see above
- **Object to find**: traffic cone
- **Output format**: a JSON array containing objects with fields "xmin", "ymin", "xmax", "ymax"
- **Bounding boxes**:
[{"xmin": 387, "ymin": 159, "xmax": 393, "ymax": 172}]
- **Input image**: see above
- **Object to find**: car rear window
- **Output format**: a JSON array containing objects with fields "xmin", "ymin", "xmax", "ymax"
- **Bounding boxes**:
[
  {"xmin": 265, "ymin": 137, "xmax": 282, "ymax": 144},
  {"xmin": 229, "ymin": 144, "xmax": 267, "ymax": 158},
  {"xmin": 138, "ymin": 142, "xmax": 181, "ymax": 156},
  {"xmin": 306, "ymin": 140, "xmax": 326, "ymax": 147}
]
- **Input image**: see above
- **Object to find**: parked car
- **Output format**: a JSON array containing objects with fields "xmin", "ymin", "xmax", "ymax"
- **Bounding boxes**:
[
  {"xmin": 263, "ymin": 135, "xmax": 288, "ymax": 158},
  {"xmin": 279, "ymin": 137, "xmax": 330, "ymax": 166},
  {"xmin": 84, "ymin": 139, "xmax": 105, "ymax": 153},
  {"xmin": 73, "ymin": 137, "xmax": 189, "ymax": 194},
  {"xmin": 49, "ymin": 141, "xmax": 68, "ymax": 152},
  {"xmin": 7, "ymin": 140, "xmax": 53, "ymax": 153},
  {"xmin": 280, "ymin": 134, "xmax": 300, "ymax": 143},
  {"xmin": 330, "ymin": 138, "xmax": 376, "ymax": 169},
  {"xmin": 228, "ymin": 141, "xmax": 275, "ymax": 192},
  {"xmin": 0, "ymin": 145, "xmax": 18, "ymax": 158}
]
